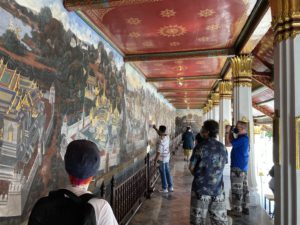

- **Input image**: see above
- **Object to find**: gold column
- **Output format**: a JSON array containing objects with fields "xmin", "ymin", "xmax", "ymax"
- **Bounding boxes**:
[
  {"xmin": 207, "ymin": 99, "xmax": 213, "ymax": 111},
  {"xmin": 231, "ymin": 55, "xmax": 253, "ymax": 87},
  {"xmin": 219, "ymin": 81, "xmax": 233, "ymax": 99},
  {"xmin": 211, "ymin": 92, "xmax": 220, "ymax": 106},
  {"xmin": 270, "ymin": 0, "xmax": 300, "ymax": 44}
]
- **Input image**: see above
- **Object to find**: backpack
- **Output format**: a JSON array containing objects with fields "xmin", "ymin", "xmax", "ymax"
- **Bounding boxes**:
[{"xmin": 28, "ymin": 189, "xmax": 97, "ymax": 225}]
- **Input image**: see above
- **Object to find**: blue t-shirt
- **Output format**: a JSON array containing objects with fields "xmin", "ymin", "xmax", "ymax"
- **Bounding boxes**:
[
  {"xmin": 182, "ymin": 131, "xmax": 194, "ymax": 149},
  {"xmin": 190, "ymin": 138, "xmax": 228, "ymax": 196},
  {"xmin": 230, "ymin": 135, "xmax": 249, "ymax": 171}
]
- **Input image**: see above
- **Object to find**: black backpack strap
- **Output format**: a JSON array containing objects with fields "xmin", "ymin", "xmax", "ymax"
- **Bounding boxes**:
[
  {"xmin": 80, "ymin": 193, "xmax": 96, "ymax": 203},
  {"xmin": 49, "ymin": 189, "xmax": 83, "ymax": 204}
]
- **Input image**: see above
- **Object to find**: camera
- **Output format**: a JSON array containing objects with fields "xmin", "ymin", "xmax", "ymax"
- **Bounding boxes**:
[{"xmin": 232, "ymin": 127, "xmax": 239, "ymax": 134}]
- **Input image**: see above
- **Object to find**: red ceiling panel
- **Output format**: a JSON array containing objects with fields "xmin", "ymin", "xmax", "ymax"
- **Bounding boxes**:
[
  {"xmin": 135, "ymin": 56, "xmax": 226, "ymax": 78},
  {"xmin": 163, "ymin": 92, "xmax": 209, "ymax": 98},
  {"xmin": 153, "ymin": 79, "xmax": 215, "ymax": 89},
  {"xmin": 81, "ymin": 0, "xmax": 257, "ymax": 54}
]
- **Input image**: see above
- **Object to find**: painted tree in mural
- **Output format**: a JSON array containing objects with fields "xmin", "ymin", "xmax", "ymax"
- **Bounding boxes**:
[{"xmin": 2, "ymin": 30, "xmax": 26, "ymax": 55}]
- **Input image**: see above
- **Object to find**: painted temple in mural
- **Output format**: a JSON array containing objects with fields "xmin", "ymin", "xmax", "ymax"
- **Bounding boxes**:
[
  {"xmin": 0, "ymin": 58, "xmax": 55, "ymax": 216},
  {"xmin": 60, "ymin": 76, "xmax": 121, "ymax": 172}
]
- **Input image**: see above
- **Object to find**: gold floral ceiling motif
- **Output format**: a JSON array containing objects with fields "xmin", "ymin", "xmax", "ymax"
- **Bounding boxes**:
[
  {"xmin": 160, "ymin": 9, "xmax": 176, "ymax": 18},
  {"xmin": 170, "ymin": 41, "xmax": 180, "ymax": 46},
  {"xmin": 197, "ymin": 36, "xmax": 209, "ymax": 42},
  {"xmin": 127, "ymin": 17, "xmax": 141, "ymax": 25},
  {"xmin": 206, "ymin": 24, "xmax": 220, "ymax": 31},
  {"xmin": 142, "ymin": 41, "xmax": 153, "ymax": 47},
  {"xmin": 129, "ymin": 32, "xmax": 141, "ymax": 38},
  {"xmin": 198, "ymin": 9, "xmax": 215, "ymax": 17},
  {"xmin": 158, "ymin": 25, "xmax": 187, "ymax": 37},
  {"xmin": 173, "ymin": 65, "xmax": 187, "ymax": 71}
]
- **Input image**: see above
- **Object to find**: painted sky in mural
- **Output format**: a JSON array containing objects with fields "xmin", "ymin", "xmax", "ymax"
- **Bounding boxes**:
[{"xmin": 0, "ymin": 0, "xmax": 175, "ymax": 223}]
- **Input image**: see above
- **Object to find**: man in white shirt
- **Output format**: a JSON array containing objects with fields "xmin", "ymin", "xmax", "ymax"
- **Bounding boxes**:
[
  {"xmin": 29, "ymin": 140, "xmax": 118, "ymax": 225},
  {"xmin": 153, "ymin": 125, "xmax": 174, "ymax": 193}
]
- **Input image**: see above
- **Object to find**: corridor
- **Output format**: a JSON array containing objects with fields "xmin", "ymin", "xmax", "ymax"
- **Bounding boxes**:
[{"xmin": 130, "ymin": 150, "xmax": 274, "ymax": 225}]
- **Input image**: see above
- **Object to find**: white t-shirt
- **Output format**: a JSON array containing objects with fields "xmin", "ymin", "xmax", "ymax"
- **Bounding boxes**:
[
  {"xmin": 157, "ymin": 136, "xmax": 170, "ymax": 163},
  {"xmin": 66, "ymin": 186, "xmax": 118, "ymax": 225}
]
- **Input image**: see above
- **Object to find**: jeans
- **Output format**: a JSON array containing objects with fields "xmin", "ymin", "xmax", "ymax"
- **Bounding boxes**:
[{"xmin": 158, "ymin": 161, "xmax": 173, "ymax": 189}]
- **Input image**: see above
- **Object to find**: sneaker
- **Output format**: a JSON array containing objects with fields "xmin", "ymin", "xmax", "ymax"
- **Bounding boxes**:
[
  {"xmin": 168, "ymin": 187, "xmax": 174, "ymax": 192},
  {"xmin": 242, "ymin": 208, "xmax": 250, "ymax": 215},
  {"xmin": 159, "ymin": 189, "xmax": 168, "ymax": 193},
  {"xmin": 227, "ymin": 210, "xmax": 242, "ymax": 217}
]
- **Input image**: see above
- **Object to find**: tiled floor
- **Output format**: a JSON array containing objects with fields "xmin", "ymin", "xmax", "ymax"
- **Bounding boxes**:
[{"xmin": 129, "ymin": 150, "xmax": 274, "ymax": 225}]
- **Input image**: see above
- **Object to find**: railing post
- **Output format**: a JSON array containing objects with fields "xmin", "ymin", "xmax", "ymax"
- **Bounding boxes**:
[
  {"xmin": 110, "ymin": 176, "xmax": 116, "ymax": 211},
  {"xmin": 100, "ymin": 181, "xmax": 106, "ymax": 198},
  {"xmin": 146, "ymin": 153, "xmax": 151, "ymax": 198}
]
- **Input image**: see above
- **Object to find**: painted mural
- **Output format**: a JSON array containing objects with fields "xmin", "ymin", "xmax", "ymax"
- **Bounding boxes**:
[
  {"xmin": 175, "ymin": 109, "xmax": 203, "ymax": 136},
  {"xmin": 0, "ymin": 0, "xmax": 175, "ymax": 224}
]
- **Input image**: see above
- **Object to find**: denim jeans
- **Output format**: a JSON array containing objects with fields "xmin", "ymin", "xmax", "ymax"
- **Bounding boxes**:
[{"xmin": 158, "ymin": 161, "xmax": 173, "ymax": 189}]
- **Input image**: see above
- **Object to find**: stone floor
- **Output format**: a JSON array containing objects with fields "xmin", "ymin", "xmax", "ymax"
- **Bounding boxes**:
[{"xmin": 129, "ymin": 150, "xmax": 274, "ymax": 225}]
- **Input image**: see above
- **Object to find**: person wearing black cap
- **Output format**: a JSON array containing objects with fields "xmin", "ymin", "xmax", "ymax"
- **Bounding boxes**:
[{"xmin": 29, "ymin": 140, "xmax": 118, "ymax": 225}]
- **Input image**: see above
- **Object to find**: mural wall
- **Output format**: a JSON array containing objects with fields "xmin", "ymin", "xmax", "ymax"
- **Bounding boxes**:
[
  {"xmin": 175, "ymin": 109, "xmax": 203, "ymax": 136},
  {"xmin": 0, "ymin": 0, "xmax": 175, "ymax": 224}
]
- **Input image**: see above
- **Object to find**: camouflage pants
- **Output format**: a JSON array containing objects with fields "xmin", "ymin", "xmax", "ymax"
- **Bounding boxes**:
[
  {"xmin": 230, "ymin": 167, "xmax": 249, "ymax": 212},
  {"xmin": 190, "ymin": 191, "xmax": 228, "ymax": 225}
]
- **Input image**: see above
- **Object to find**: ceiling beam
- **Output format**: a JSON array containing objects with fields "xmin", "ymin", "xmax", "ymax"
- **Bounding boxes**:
[
  {"xmin": 167, "ymin": 97, "xmax": 207, "ymax": 100},
  {"xmin": 169, "ymin": 101, "xmax": 206, "ymax": 105},
  {"xmin": 256, "ymin": 98, "xmax": 274, "ymax": 106},
  {"xmin": 233, "ymin": 0, "xmax": 269, "ymax": 54},
  {"xmin": 124, "ymin": 48, "xmax": 235, "ymax": 62},
  {"xmin": 252, "ymin": 70, "xmax": 272, "ymax": 77},
  {"xmin": 158, "ymin": 88, "xmax": 211, "ymax": 93},
  {"xmin": 146, "ymin": 75, "xmax": 219, "ymax": 82},
  {"xmin": 252, "ymin": 75, "xmax": 274, "ymax": 90},
  {"xmin": 252, "ymin": 101, "xmax": 274, "ymax": 118},
  {"xmin": 64, "ymin": 0, "xmax": 105, "ymax": 11},
  {"xmin": 175, "ymin": 107, "xmax": 202, "ymax": 109}
]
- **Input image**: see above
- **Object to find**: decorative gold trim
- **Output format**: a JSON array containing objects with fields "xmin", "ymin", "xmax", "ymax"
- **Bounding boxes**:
[
  {"xmin": 231, "ymin": 55, "xmax": 253, "ymax": 87},
  {"xmin": 270, "ymin": 0, "xmax": 300, "ymax": 44},
  {"xmin": 219, "ymin": 81, "xmax": 232, "ymax": 98},
  {"xmin": 296, "ymin": 116, "xmax": 300, "ymax": 170},
  {"xmin": 207, "ymin": 100, "xmax": 213, "ymax": 110},
  {"xmin": 211, "ymin": 92, "xmax": 220, "ymax": 105}
]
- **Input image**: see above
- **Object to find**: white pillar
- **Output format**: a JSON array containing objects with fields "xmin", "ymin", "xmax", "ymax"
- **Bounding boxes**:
[
  {"xmin": 211, "ymin": 92, "xmax": 220, "ymax": 123},
  {"xmin": 231, "ymin": 55, "xmax": 258, "ymax": 205},
  {"xmin": 207, "ymin": 100, "xmax": 213, "ymax": 120},
  {"xmin": 270, "ymin": 2, "xmax": 300, "ymax": 224},
  {"xmin": 219, "ymin": 81, "xmax": 232, "ymax": 143},
  {"xmin": 202, "ymin": 106, "xmax": 208, "ymax": 122}
]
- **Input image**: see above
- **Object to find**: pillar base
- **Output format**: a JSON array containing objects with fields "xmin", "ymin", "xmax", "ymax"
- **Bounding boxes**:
[{"xmin": 248, "ymin": 188, "xmax": 260, "ymax": 206}]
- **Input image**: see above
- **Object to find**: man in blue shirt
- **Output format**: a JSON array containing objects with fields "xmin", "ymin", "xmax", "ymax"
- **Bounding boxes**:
[
  {"xmin": 182, "ymin": 127, "xmax": 195, "ymax": 161},
  {"xmin": 225, "ymin": 121, "xmax": 250, "ymax": 217},
  {"xmin": 189, "ymin": 120, "xmax": 228, "ymax": 225}
]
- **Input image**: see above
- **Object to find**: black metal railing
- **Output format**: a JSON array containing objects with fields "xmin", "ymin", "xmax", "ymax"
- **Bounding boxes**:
[{"xmin": 98, "ymin": 135, "xmax": 182, "ymax": 225}]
